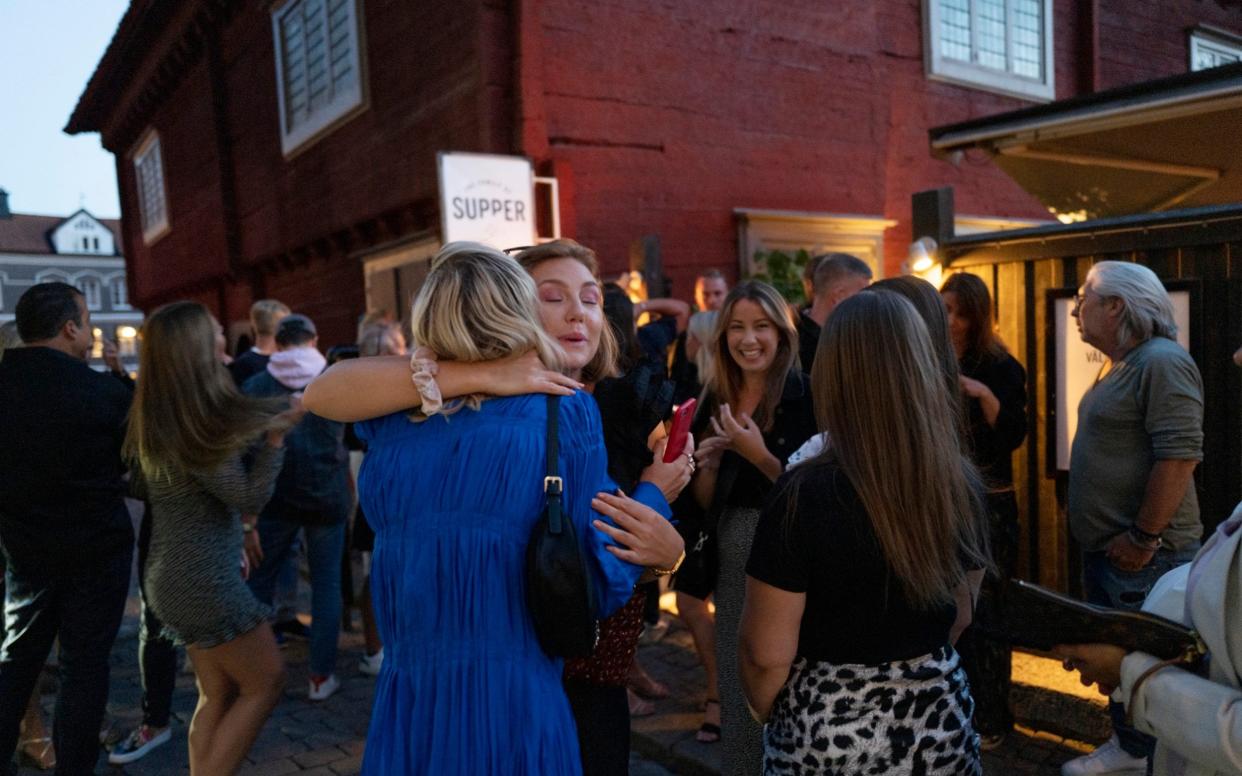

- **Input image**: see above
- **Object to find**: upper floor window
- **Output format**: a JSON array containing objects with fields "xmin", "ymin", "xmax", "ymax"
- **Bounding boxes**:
[
  {"xmin": 924, "ymin": 0, "xmax": 1055, "ymax": 101},
  {"xmin": 271, "ymin": 0, "xmax": 366, "ymax": 156},
  {"xmin": 132, "ymin": 131, "xmax": 169, "ymax": 244},
  {"xmin": 1190, "ymin": 28, "xmax": 1242, "ymax": 71},
  {"xmin": 79, "ymin": 276, "xmax": 103, "ymax": 311},
  {"xmin": 110, "ymin": 276, "xmax": 130, "ymax": 309}
]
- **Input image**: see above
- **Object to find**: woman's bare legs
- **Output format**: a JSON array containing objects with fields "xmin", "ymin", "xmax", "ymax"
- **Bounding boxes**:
[
  {"xmin": 676, "ymin": 592, "xmax": 720, "ymax": 739},
  {"xmin": 186, "ymin": 623, "xmax": 285, "ymax": 775}
]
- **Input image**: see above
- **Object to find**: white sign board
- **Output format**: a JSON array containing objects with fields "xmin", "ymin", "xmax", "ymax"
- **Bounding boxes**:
[
  {"xmin": 438, "ymin": 152, "xmax": 535, "ymax": 250},
  {"xmin": 1054, "ymin": 289, "xmax": 1191, "ymax": 470}
]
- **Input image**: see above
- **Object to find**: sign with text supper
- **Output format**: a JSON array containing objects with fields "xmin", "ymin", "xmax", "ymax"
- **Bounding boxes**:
[{"xmin": 438, "ymin": 152, "xmax": 535, "ymax": 249}]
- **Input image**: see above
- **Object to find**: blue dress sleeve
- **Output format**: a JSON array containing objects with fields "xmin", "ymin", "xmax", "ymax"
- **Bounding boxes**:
[{"xmin": 558, "ymin": 392, "xmax": 670, "ymax": 619}]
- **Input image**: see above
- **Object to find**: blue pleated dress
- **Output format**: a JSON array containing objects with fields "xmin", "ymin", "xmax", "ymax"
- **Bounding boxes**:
[{"xmin": 355, "ymin": 391, "xmax": 670, "ymax": 775}]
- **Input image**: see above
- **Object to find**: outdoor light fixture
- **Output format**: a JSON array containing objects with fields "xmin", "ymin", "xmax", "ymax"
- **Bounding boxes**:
[{"xmin": 907, "ymin": 237, "xmax": 938, "ymax": 273}]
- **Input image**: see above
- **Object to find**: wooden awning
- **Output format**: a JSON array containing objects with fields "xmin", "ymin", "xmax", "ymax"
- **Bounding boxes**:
[{"xmin": 930, "ymin": 62, "xmax": 1242, "ymax": 220}]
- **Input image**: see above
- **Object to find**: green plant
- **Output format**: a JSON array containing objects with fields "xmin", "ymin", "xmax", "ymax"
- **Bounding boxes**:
[{"xmin": 748, "ymin": 248, "xmax": 812, "ymax": 306}]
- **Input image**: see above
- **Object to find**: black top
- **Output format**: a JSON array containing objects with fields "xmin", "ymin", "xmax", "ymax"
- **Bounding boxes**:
[
  {"xmin": 228, "ymin": 349, "xmax": 270, "ymax": 387},
  {"xmin": 0, "ymin": 347, "xmax": 134, "ymax": 574},
  {"xmin": 795, "ymin": 310, "xmax": 821, "ymax": 374},
  {"xmin": 593, "ymin": 356, "xmax": 675, "ymax": 493},
  {"xmin": 668, "ymin": 331, "xmax": 699, "ymax": 405},
  {"xmin": 697, "ymin": 370, "xmax": 817, "ymax": 511},
  {"xmin": 747, "ymin": 461, "xmax": 957, "ymax": 664},
  {"xmin": 960, "ymin": 349, "xmax": 1027, "ymax": 490},
  {"xmin": 636, "ymin": 317, "xmax": 678, "ymax": 371}
]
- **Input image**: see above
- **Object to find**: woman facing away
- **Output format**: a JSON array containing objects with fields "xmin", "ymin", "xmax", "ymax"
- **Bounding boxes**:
[
  {"xmin": 687, "ymin": 280, "xmax": 816, "ymax": 775},
  {"xmin": 308, "ymin": 243, "xmax": 683, "ymax": 775},
  {"xmin": 740, "ymin": 289, "xmax": 991, "ymax": 775},
  {"xmin": 124, "ymin": 301, "xmax": 304, "ymax": 775},
  {"xmin": 940, "ymin": 272, "xmax": 1029, "ymax": 749}
]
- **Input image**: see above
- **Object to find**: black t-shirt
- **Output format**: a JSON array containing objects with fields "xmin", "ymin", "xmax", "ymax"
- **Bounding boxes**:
[
  {"xmin": 228, "ymin": 349, "xmax": 270, "ymax": 387},
  {"xmin": 796, "ymin": 309, "xmax": 821, "ymax": 374},
  {"xmin": 746, "ymin": 461, "xmax": 957, "ymax": 664},
  {"xmin": 959, "ymin": 349, "xmax": 1027, "ymax": 490}
]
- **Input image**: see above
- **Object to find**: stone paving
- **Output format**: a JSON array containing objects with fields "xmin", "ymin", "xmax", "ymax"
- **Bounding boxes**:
[{"xmin": 17, "ymin": 602, "xmax": 1104, "ymax": 774}]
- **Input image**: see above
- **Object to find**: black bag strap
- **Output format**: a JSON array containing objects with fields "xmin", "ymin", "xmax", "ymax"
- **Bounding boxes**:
[{"xmin": 544, "ymin": 395, "xmax": 564, "ymax": 534}]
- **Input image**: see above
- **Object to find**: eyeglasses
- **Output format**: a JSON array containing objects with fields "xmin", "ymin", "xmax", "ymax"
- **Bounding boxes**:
[{"xmin": 502, "ymin": 245, "xmax": 535, "ymax": 255}]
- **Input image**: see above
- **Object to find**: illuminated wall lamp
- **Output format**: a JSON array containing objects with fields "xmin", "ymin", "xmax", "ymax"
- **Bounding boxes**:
[{"xmin": 905, "ymin": 236, "xmax": 939, "ymax": 274}]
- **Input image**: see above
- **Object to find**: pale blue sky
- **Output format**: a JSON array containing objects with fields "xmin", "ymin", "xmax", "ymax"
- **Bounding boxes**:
[{"xmin": 0, "ymin": 1, "xmax": 129, "ymax": 218}]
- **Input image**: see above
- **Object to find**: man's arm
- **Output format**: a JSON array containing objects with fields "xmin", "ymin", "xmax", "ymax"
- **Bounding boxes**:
[{"xmin": 1106, "ymin": 458, "xmax": 1198, "ymax": 571}]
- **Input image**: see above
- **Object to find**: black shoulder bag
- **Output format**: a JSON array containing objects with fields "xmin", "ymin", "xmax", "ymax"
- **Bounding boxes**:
[{"xmin": 525, "ymin": 395, "xmax": 600, "ymax": 658}]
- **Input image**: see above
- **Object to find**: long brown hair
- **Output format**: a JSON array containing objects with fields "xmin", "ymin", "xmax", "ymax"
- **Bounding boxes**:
[
  {"xmin": 513, "ymin": 239, "xmax": 619, "ymax": 383},
  {"xmin": 701, "ymin": 280, "xmax": 799, "ymax": 432},
  {"xmin": 940, "ymin": 272, "xmax": 1007, "ymax": 361},
  {"xmin": 805, "ymin": 290, "xmax": 989, "ymax": 608},
  {"xmin": 123, "ymin": 302, "xmax": 288, "ymax": 476}
]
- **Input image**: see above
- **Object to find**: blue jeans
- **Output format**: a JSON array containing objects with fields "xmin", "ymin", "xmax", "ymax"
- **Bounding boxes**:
[
  {"xmin": 247, "ymin": 516, "xmax": 346, "ymax": 677},
  {"xmin": 1082, "ymin": 545, "xmax": 1198, "ymax": 759}
]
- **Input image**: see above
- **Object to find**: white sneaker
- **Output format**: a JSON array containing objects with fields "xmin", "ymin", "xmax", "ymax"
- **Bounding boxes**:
[
  {"xmin": 358, "ymin": 648, "xmax": 384, "ymax": 676},
  {"xmin": 308, "ymin": 673, "xmax": 341, "ymax": 702},
  {"xmin": 1061, "ymin": 736, "xmax": 1147, "ymax": 776}
]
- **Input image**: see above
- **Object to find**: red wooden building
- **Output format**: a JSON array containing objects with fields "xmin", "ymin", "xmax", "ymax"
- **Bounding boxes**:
[{"xmin": 67, "ymin": 0, "xmax": 1242, "ymax": 346}]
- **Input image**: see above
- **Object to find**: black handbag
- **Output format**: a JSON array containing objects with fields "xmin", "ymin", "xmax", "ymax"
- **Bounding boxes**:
[{"xmin": 525, "ymin": 395, "xmax": 600, "ymax": 658}]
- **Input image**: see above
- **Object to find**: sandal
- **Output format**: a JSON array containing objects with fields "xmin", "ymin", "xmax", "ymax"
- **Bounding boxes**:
[
  {"xmin": 695, "ymin": 700, "xmax": 725, "ymax": 739},
  {"xmin": 626, "ymin": 687, "xmax": 655, "ymax": 717},
  {"xmin": 696, "ymin": 699, "xmax": 721, "ymax": 744},
  {"xmin": 18, "ymin": 737, "xmax": 56, "ymax": 771}
]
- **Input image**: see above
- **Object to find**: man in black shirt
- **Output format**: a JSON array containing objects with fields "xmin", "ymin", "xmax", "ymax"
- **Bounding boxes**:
[
  {"xmin": 228, "ymin": 298, "xmax": 290, "ymax": 386},
  {"xmin": 0, "ymin": 283, "xmax": 134, "ymax": 774},
  {"xmin": 796, "ymin": 254, "xmax": 872, "ymax": 372}
]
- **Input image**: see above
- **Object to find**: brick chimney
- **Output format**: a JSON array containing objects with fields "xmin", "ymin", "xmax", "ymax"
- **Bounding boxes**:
[{"xmin": 0, "ymin": 189, "xmax": 10, "ymax": 219}]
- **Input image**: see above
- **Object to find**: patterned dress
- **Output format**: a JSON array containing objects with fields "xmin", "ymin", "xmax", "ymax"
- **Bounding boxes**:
[{"xmin": 144, "ymin": 443, "xmax": 285, "ymax": 647}]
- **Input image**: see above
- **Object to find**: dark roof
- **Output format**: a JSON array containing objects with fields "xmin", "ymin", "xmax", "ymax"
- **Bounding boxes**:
[
  {"xmin": 65, "ymin": 0, "xmax": 171, "ymax": 135},
  {"xmin": 930, "ymin": 61, "xmax": 1242, "ymax": 148},
  {"xmin": 0, "ymin": 213, "xmax": 121, "ymax": 255}
]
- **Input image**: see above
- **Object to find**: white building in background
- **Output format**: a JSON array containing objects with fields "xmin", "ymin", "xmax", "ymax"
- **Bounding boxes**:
[{"xmin": 0, "ymin": 189, "xmax": 143, "ymax": 372}]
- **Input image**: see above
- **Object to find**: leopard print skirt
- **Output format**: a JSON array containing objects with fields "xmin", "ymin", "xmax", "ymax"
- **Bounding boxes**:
[{"xmin": 763, "ymin": 645, "xmax": 981, "ymax": 776}]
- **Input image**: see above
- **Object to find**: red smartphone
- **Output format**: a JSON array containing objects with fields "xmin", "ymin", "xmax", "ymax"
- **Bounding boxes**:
[{"xmin": 662, "ymin": 398, "xmax": 698, "ymax": 463}]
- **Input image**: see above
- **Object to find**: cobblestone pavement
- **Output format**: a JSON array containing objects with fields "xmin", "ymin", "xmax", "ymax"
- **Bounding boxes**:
[{"xmin": 17, "ymin": 600, "xmax": 1097, "ymax": 775}]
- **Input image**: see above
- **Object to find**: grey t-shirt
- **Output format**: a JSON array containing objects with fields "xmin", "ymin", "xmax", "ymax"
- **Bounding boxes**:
[{"xmin": 1068, "ymin": 336, "xmax": 1203, "ymax": 552}]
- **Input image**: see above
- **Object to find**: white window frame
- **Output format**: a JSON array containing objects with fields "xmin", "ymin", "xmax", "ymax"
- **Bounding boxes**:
[
  {"xmin": 109, "ymin": 276, "xmax": 131, "ymax": 310},
  {"xmin": 78, "ymin": 276, "xmax": 103, "ymax": 311},
  {"xmin": 924, "ymin": 0, "xmax": 1055, "ymax": 102},
  {"xmin": 271, "ymin": 0, "xmax": 367, "ymax": 157},
  {"xmin": 131, "ymin": 130, "xmax": 170, "ymax": 245},
  {"xmin": 1190, "ymin": 27, "xmax": 1242, "ymax": 72}
]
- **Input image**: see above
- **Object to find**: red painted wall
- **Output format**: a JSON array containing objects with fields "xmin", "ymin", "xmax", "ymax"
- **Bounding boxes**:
[{"xmin": 107, "ymin": 0, "xmax": 1242, "ymax": 340}]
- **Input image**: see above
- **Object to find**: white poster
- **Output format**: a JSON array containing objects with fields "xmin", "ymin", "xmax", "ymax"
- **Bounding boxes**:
[
  {"xmin": 1054, "ymin": 289, "xmax": 1191, "ymax": 470},
  {"xmin": 437, "ymin": 152, "xmax": 535, "ymax": 250}
]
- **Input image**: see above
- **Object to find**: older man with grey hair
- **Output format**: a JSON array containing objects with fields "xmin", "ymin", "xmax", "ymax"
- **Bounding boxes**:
[
  {"xmin": 1061, "ymin": 261, "xmax": 1203, "ymax": 776},
  {"xmin": 797, "ymin": 253, "xmax": 872, "ymax": 371}
]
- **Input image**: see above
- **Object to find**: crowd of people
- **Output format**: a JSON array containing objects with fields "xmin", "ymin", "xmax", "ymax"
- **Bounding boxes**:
[{"xmin": 0, "ymin": 238, "xmax": 1237, "ymax": 776}]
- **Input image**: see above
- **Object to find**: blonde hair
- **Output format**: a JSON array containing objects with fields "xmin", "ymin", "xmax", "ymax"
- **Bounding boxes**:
[
  {"xmin": 805, "ymin": 290, "xmax": 989, "ymax": 608},
  {"xmin": 686, "ymin": 310, "xmax": 718, "ymax": 385},
  {"xmin": 701, "ymin": 280, "xmax": 799, "ymax": 431},
  {"xmin": 250, "ymin": 299, "xmax": 291, "ymax": 337},
  {"xmin": 513, "ymin": 239, "xmax": 619, "ymax": 383},
  {"xmin": 410, "ymin": 242, "xmax": 563, "ymax": 414},
  {"xmin": 124, "ymin": 302, "xmax": 289, "ymax": 476}
]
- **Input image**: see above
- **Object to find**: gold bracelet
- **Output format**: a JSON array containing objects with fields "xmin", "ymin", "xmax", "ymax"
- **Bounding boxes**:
[{"xmin": 651, "ymin": 550, "xmax": 686, "ymax": 577}]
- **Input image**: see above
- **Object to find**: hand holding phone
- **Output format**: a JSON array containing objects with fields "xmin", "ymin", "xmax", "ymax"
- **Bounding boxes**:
[{"xmin": 662, "ymin": 399, "xmax": 697, "ymax": 462}]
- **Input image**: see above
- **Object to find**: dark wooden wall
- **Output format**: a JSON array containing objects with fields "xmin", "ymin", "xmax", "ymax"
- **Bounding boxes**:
[{"xmin": 941, "ymin": 207, "xmax": 1242, "ymax": 593}]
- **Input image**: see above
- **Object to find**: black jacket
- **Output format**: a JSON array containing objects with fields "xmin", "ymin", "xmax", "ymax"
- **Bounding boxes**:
[{"xmin": 0, "ymin": 347, "xmax": 134, "ymax": 574}]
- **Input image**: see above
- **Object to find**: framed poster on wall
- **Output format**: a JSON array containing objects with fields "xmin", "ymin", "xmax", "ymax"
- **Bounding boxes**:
[{"xmin": 1045, "ymin": 279, "xmax": 1200, "ymax": 475}]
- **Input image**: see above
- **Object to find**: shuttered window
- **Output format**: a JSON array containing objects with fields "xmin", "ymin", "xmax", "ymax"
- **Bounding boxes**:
[
  {"xmin": 132, "ymin": 131, "xmax": 169, "ymax": 243},
  {"xmin": 925, "ymin": 0, "xmax": 1054, "ymax": 101},
  {"xmin": 272, "ymin": 0, "xmax": 365, "ymax": 155},
  {"xmin": 1190, "ymin": 30, "xmax": 1242, "ymax": 71}
]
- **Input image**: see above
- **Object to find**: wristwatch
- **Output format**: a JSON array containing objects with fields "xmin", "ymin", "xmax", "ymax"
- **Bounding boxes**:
[
  {"xmin": 1127, "ymin": 524, "xmax": 1162, "ymax": 549},
  {"xmin": 651, "ymin": 550, "xmax": 686, "ymax": 577},
  {"xmin": 242, "ymin": 522, "xmax": 256, "ymax": 533}
]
